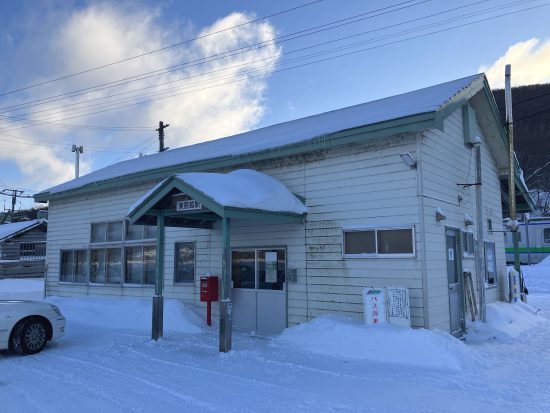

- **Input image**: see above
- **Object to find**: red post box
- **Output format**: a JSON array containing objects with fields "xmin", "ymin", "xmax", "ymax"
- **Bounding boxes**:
[{"xmin": 200, "ymin": 275, "xmax": 218, "ymax": 326}]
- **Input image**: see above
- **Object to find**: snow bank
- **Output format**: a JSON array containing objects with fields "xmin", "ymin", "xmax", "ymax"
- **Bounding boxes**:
[
  {"xmin": 275, "ymin": 314, "xmax": 478, "ymax": 370},
  {"xmin": 466, "ymin": 301, "xmax": 546, "ymax": 342},
  {"xmin": 47, "ymin": 296, "xmax": 204, "ymax": 334},
  {"xmin": 523, "ymin": 255, "xmax": 550, "ymax": 294},
  {"xmin": 0, "ymin": 277, "xmax": 44, "ymax": 300}
]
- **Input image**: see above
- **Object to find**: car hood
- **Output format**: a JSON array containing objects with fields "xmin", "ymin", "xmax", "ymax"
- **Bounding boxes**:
[{"xmin": 0, "ymin": 300, "xmax": 53, "ymax": 311}]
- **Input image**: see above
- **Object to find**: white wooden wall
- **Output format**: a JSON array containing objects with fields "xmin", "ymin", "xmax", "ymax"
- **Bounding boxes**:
[
  {"xmin": 44, "ymin": 113, "xmax": 507, "ymax": 333},
  {"xmin": 420, "ymin": 108, "xmax": 506, "ymax": 331},
  {"xmin": 45, "ymin": 133, "xmax": 426, "ymax": 327}
]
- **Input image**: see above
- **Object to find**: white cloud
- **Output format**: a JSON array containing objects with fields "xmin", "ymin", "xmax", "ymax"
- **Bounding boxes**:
[
  {"xmin": 479, "ymin": 38, "xmax": 550, "ymax": 89},
  {"xmin": 0, "ymin": 4, "xmax": 281, "ymax": 198}
]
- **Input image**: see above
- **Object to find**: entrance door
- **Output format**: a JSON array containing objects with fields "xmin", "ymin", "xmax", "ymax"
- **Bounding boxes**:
[
  {"xmin": 231, "ymin": 248, "xmax": 287, "ymax": 335},
  {"xmin": 446, "ymin": 229, "xmax": 465, "ymax": 336}
]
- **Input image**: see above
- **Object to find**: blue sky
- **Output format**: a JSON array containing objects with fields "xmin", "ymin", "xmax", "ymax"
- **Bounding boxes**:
[{"xmin": 0, "ymin": 0, "xmax": 549, "ymax": 210}]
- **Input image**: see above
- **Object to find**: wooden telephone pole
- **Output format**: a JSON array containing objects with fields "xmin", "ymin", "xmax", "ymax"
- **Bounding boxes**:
[
  {"xmin": 156, "ymin": 121, "xmax": 170, "ymax": 152},
  {"xmin": 0, "ymin": 189, "xmax": 35, "ymax": 224}
]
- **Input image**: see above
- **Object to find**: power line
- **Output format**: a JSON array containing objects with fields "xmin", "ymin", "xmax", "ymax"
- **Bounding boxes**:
[
  {"xmin": 0, "ymin": 116, "xmax": 153, "ymax": 131},
  {"xmin": 515, "ymin": 106, "xmax": 550, "ymax": 122},
  {"xmin": 0, "ymin": 131, "xmax": 157, "ymax": 153},
  {"xmin": 8, "ymin": 0, "xmax": 545, "ymax": 126},
  {"xmin": 0, "ymin": 0, "xmax": 511, "ymax": 130},
  {"xmin": 109, "ymin": 136, "xmax": 158, "ymax": 165},
  {"xmin": 0, "ymin": 0, "xmax": 429, "ymax": 115},
  {"xmin": 0, "ymin": 0, "xmax": 325, "ymax": 97}
]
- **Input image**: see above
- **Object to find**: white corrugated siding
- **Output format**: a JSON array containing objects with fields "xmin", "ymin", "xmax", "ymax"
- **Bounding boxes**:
[
  {"xmin": 45, "ymin": 134, "xmax": 425, "ymax": 327},
  {"xmin": 420, "ymin": 108, "xmax": 506, "ymax": 331}
]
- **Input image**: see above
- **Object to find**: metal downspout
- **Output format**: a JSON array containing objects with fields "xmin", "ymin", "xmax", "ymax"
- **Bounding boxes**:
[{"xmin": 417, "ymin": 133, "xmax": 430, "ymax": 328}]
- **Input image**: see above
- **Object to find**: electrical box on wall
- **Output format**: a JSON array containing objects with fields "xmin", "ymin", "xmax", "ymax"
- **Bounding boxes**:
[{"xmin": 286, "ymin": 268, "xmax": 298, "ymax": 283}]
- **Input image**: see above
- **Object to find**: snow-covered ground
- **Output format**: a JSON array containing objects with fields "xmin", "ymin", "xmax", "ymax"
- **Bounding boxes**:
[{"xmin": 1, "ymin": 259, "xmax": 550, "ymax": 413}]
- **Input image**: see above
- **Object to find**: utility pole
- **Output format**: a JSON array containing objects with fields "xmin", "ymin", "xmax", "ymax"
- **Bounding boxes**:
[
  {"xmin": 72, "ymin": 145, "xmax": 84, "ymax": 178},
  {"xmin": 473, "ymin": 137, "xmax": 486, "ymax": 322},
  {"xmin": 156, "ymin": 121, "xmax": 170, "ymax": 152},
  {"xmin": 505, "ymin": 65, "xmax": 521, "ymax": 274},
  {"xmin": 0, "ymin": 189, "xmax": 35, "ymax": 224}
]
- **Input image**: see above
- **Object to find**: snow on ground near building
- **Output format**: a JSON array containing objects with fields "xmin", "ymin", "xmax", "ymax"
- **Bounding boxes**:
[
  {"xmin": 1, "ymin": 275, "xmax": 550, "ymax": 412},
  {"xmin": 522, "ymin": 255, "xmax": 550, "ymax": 324},
  {"xmin": 523, "ymin": 255, "xmax": 550, "ymax": 294},
  {"xmin": 0, "ymin": 277, "xmax": 44, "ymax": 300},
  {"xmin": 276, "ymin": 314, "xmax": 480, "ymax": 370}
]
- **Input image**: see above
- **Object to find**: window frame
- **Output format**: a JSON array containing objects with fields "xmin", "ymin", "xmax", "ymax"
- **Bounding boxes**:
[
  {"xmin": 342, "ymin": 226, "xmax": 415, "ymax": 258},
  {"xmin": 484, "ymin": 241, "xmax": 498, "ymax": 286},
  {"xmin": 124, "ymin": 220, "xmax": 157, "ymax": 243},
  {"xmin": 89, "ymin": 246, "xmax": 123, "ymax": 285},
  {"xmin": 60, "ymin": 220, "xmax": 158, "ymax": 286},
  {"xmin": 124, "ymin": 244, "xmax": 157, "ymax": 286},
  {"xmin": 543, "ymin": 228, "xmax": 550, "ymax": 244},
  {"xmin": 461, "ymin": 231, "xmax": 475, "ymax": 258},
  {"xmin": 59, "ymin": 249, "xmax": 88, "ymax": 284},
  {"xmin": 20, "ymin": 242, "xmax": 46, "ymax": 261},
  {"xmin": 173, "ymin": 241, "xmax": 196, "ymax": 284}
]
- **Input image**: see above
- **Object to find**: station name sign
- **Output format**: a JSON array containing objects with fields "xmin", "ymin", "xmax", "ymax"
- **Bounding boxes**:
[{"xmin": 176, "ymin": 199, "xmax": 203, "ymax": 212}]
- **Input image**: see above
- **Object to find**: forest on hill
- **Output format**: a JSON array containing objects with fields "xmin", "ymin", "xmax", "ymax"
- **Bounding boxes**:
[{"xmin": 493, "ymin": 84, "xmax": 550, "ymax": 216}]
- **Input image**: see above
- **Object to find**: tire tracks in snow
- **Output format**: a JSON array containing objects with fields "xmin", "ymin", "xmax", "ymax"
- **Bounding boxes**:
[
  {"xmin": 47, "ymin": 353, "xmax": 222, "ymax": 412},
  {"xmin": 3, "ymin": 354, "xmax": 146, "ymax": 413},
  {"xmin": 124, "ymin": 347, "xmax": 326, "ymax": 409}
]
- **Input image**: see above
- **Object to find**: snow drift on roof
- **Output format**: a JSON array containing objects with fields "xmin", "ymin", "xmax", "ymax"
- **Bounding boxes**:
[
  {"xmin": 0, "ymin": 219, "xmax": 45, "ymax": 242},
  {"xmin": 128, "ymin": 169, "xmax": 306, "ymax": 216},
  {"xmin": 40, "ymin": 74, "xmax": 483, "ymax": 196}
]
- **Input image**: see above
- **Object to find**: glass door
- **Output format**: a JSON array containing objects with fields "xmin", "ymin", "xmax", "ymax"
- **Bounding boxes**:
[
  {"xmin": 231, "ymin": 248, "xmax": 287, "ymax": 335},
  {"xmin": 258, "ymin": 249, "xmax": 285, "ymax": 290}
]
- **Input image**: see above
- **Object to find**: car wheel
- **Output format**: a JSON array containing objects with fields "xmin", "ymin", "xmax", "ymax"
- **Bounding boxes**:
[{"xmin": 11, "ymin": 319, "xmax": 48, "ymax": 355}]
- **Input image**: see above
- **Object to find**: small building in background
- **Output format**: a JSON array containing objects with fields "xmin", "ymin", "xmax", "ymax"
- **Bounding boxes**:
[{"xmin": 0, "ymin": 219, "xmax": 47, "ymax": 279}]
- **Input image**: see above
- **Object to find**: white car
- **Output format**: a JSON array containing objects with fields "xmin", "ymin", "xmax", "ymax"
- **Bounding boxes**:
[{"xmin": 0, "ymin": 300, "xmax": 66, "ymax": 355}]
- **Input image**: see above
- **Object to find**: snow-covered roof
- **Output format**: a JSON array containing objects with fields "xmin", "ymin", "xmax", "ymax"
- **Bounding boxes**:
[
  {"xmin": 39, "ymin": 74, "xmax": 483, "ymax": 197},
  {"xmin": 0, "ymin": 219, "xmax": 46, "ymax": 242},
  {"xmin": 128, "ymin": 169, "xmax": 306, "ymax": 217}
]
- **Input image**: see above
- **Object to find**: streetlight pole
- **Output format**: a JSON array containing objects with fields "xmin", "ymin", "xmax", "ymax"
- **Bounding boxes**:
[{"xmin": 72, "ymin": 145, "xmax": 84, "ymax": 178}]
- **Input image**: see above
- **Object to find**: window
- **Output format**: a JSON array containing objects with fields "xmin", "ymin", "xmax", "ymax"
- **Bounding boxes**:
[
  {"xmin": 343, "ymin": 228, "xmax": 414, "ymax": 257},
  {"xmin": 91, "ymin": 221, "xmax": 123, "ymax": 243},
  {"xmin": 20, "ymin": 242, "xmax": 46, "ymax": 260},
  {"xmin": 484, "ymin": 241, "xmax": 497, "ymax": 285},
  {"xmin": 61, "ymin": 220, "xmax": 157, "ymax": 285},
  {"xmin": 487, "ymin": 219, "xmax": 493, "ymax": 232},
  {"xmin": 60, "ymin": 250, "xmax": 87, "ymax": 283},
  {"xmin": 125, "ymin": 221, "xmax": 156, "ymax": 241},
  {"xmin": 125, "ymin": 245, "xmax": 156, "ymax": 285},
  {"xmin": 174, "ymin": 242, "xmax": 195, "ymax": 283},
  {"xmin": 90, "ymin": 248, "xmax": 122, "ymax": 284},
  {"xmin": 462, "ymin": 232, "xmax": 474, "ymax": 257},
  {"xmin": 544, "ymin": 228, "xmax": 550, "ymax": 244}
]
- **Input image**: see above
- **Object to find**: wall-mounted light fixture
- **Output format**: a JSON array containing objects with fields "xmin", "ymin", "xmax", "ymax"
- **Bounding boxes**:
[
  {"xmin": 400, "ymin": 152, "xmax": 417, "ymax": 169},
  {"xmin": 464, "ymin": 214, "xmax": 474, "ymax": 226},
  {"xmin": 436, "ymin": 207, "xmax": 447, "ymax": 221}
]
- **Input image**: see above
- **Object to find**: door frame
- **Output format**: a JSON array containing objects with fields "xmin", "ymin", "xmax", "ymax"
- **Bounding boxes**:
[
  {"xmin": 230, "ymin": 246, "xmax": 288, "ymax": 333},
  {"xmin": 445, "ymin": 227, "xmax": 466, "ymax": 336}
]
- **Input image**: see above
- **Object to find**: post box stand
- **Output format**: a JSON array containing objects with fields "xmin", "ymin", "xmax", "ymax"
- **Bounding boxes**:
[{"xmin": 200, "ymin": 275, "xmax": 219, "ymax": 326}]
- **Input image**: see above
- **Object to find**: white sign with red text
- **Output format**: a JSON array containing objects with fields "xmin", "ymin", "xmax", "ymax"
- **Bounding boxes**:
[{"xmin": 363, "ymin": 287, "xmax": 387, "ymax": 325}]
